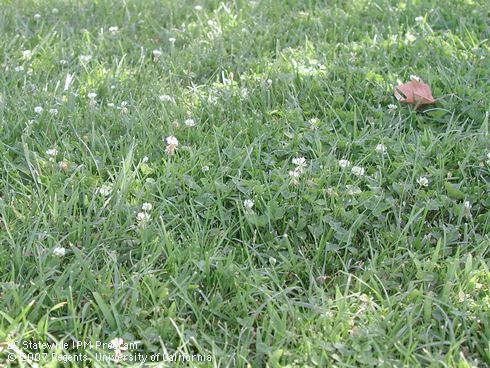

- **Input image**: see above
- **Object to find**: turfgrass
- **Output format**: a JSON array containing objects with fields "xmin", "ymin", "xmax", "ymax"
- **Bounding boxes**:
[{"xmin": 0, "ymin": 0, "xmax": 489, "ymax": 366}]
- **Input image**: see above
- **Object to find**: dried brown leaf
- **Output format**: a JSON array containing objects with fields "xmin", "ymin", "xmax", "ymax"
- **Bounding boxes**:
[{"xmin": 394, "ymin": 79, "xmax": 435, "ymax": 108}]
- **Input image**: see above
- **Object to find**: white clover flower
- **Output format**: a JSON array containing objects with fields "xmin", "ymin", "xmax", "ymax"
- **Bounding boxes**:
[
  {"xmin": 417, "ymin": 176, "xmax": 429, "ymax": 187},
  {"xmin": 34, "ymin": 13, "xmax": 41, "ymax": 20},
  {"xmin": 14, "ymin": 66, "xmax": 24, "ymax": 72},
  {"xmin": 375, "ymin": 144, "xmax": 387, "ymax": 154},
  {"xmin": 152, "ymin": 49, "xmax": 162, "ymax": 60},
  {"xmin": 387, "ymin": 104, "xmax": 397, "ymax": 113},
  {"xmin": 142, "ymin": 156, "xmax": 149, "ymax": 163},
  {"xmin": 59, "ymin": 59, "xmax": 68, "ymax": 66},
  {"xmin": 142, "ymin": 202, "xmax": 152, "ymax": 212},
  {"xmin": 107, "ymin": 102, "xmax": 115, "ymax": 107},
  {"xmin": 136, "ymin": 211, "xmax": 150, "ymax": 227},
  {"xmin": 463, "ymin": 202, "xmax": 473, "ymax": 219},
  {"xmin": 165, "ymin": 135, "xmax": 179, "ymax": 155},
  {"xmin": 166, "ymin": 135, "xmax": 178, "ymax": 146},
  {"xmin": 46, "ymin": 148, "xmax": 58, "ymax": 157},
  {"xmin": 351, "ymin": 166, "xmax": 365, "ymax": 177},
  {"xmin": 34, "ymin": 106, "xmax": 43, "ymax": 114},
  {"xmin": 159, "ymin": 94, "xmax": 175, "ymax": 103},
  {"xmin": 109, "ymin": 338, "xmax": 127, "ymax": 358},
  {"xmin": 109, "ymin": 338, "xmax": 126, "ymax": 350},
  {"xmin": 97, "ymin": 184, "xmax": 112, "ymax": 197},
  {"xmin": 288, "ymin": 169, "xmax": 301, "ymax": 186},
  {"xmin": 292, "ymin": 157, "xmax": 307, "ymax": 168},
  {"xmin": 405, "ymin": 33, "xmax": 416, "ymax": 42},
  {"xmin": 53, "ymin": 247, "xmax": 66, "ymax": 257},
  {"xmin": 339, "ymin": 159, "xmax": 351, "ymax": 168},
  {"xmin": 486, "ymin": 152, "xmax": 490, "ymax": 164},
  {"xmin": 169, "ymin": 37, "xmax": 176, "ymax": 43},
  {"xmin": 410, "ymin": 74, "xmax": 421, "ymax": 82},
  {"xmin": 195, "ymin": 5, "xmax": 203, "ymax": 11},
  {"xmin": 415, "ymin": 16, "xmax": 424, "ymax": 23},
  {"xmin": 184, "ymin": 118, "xmax": 196, "ymax": 127},
  {"xmin": 240, "ymin": 88, "xmax": 249, "ymax": 99},
  {"xmin": 202, "ymin": 165, "xmax": 210, "ymax": 172},
  {"xmin": 80, "ymin": 55, "xmax": 92, "ymax": 63},
  {"xmin": 243, "ymin": 199, "xmax": 254, "ymax": 211},
  {"xmin": 87, "ymin": 92, "xmax": 97, "ymax": 99},
  {"xmin": 52, "ymin": 8, "xmax": 59, "ymax": 14},
  {"xmin": 109, "ymin": 26, "xmax": 119, "ymax": 34},
  {"xmin": 307, "ymin": 118, "xmax": 320, "ymax": 129},
  {"xmin": 22, "ymin": 50, "xmax": 33, "ymax": 59},
  {"xmin": 49, "ymin": 108, "xmax": 58, "ymax": 115}
]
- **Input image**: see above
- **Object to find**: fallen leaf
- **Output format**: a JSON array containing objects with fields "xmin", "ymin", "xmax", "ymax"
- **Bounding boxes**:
[{"xmin": 394, "ymin": 78, "xmax": 435, "ymax": 108}]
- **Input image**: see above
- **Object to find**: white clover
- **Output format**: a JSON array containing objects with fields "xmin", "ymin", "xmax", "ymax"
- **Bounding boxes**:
[
  {"xmin": 109, "ymin": 26, "xmax": 119, "ymax": 34},
  {"xmin": 109, "ymin": 337, "xmax": 127, "ymax": 358},
  {"xmin": 152, "ymin": 49, "xmax": 162, "ymax": 60},
  {"xmin": 87, "ymin": 92, "xmax": 97, "ymax": 99},
  {"xmin": 307, "ymin": 118, "xmax": 320, "ymax": 129},
  {"xmin": 34, "ymin": 13, "xmax": 41, "ymax": 20},
  {"xmin": 375, "ymin": 144, "xmax": 387, "ymax": 154},
  {"xmin": 486, "ymin": 152, "xmax": 490, "ymax": 164},
  {"xmin": 463, "ymin": 201, "xmax": 472, "ymax": 209},
  {"xmin": 195, "ymin": 5, "xmax": 203, "ymax": 11},
  {"xmin": 136, "ymin": 212, "xmax": 150, "ymax": 227},
  {"xmin": 117, "ymin": 101, "xmax": 129, "ymax": 114},
  {"xmin": 202, "ymin": 165, "xmax": 210, "ymax": 172},
  {"xmin": 49, "ymin": 108, "xmax": 58, "ymax": 115},
  {"xmin": 159, "ymin": 94, "xmax": 175, "ymax": 103},
  {"xmin": 243, "ymin": 199, "xmax": 254, "ymax": 211},
  {"xmin": 60, "ymin": 59, "xmax": 68, "ymax": 65},
  {"xmin": 97, "ymin": 184, "xmax": 112, "ymax": 197},
  {"xmin": 142, "ymin": 156, "xmax": 149, "ymax": 163},
  {"xmin": 351, "ymin": 166, "xmax": 365, "ymax": 177},
  {"xmin": 417, "ymin": 176, "xmax": 429, "ymax": 187},
  {"xmin": 107, "ymin": 102, "xmax": 115, "ymax": 107},
  {"xmin": 53, "ymin": 247, "xmax": 66, "ymax": 257},
  {"xmin": 109, "ymin": 338, "xmax": 126, "ymax": 350},
  {"xmin": 142, "ymin": 202, "xmax": 152, "ymax": 212},
  {"xmin": 289, "ymin": 170, "xmax": 300, "ymax": 178},
  {"xmin": 239, "ymin": 88, "xmax": 249, "ymax": 99},
  {"xmin": 34, "ymin": 106, "xmax": 43, "ymax": 114},
  {"xmin": 405, "ymin": 33, "xmax": 416, "ymax": 43},
  {"xmin": 14, "ymin": 66, "xmax": 24, "ymax": 72},
  {"xmin": 292, "ymin": 157, "xmax": 307, "ymax": 168},
  {"xmin": 80, "ymin": 55, "xmax": 92, "ymax": 63},
  {"xmin": 166, "ymin": 135, "xmax": 178, "ymax": 146},
  {"xmin": 184, "ymin": 118, "xmax": 196, "ymax": 127},
  {"xmin": 415, "ymin": 16, "xmax": 424, "ymax": 23},
  {"xmin": 22, "ymin": 50, "xmax": 33, "ymax": 59},
  {"xmin": 46, "ymin": 148, "xmax": 58, "ymax": 157},
  {"xmin": 169, "ymin": 37, "xmax": 176, "ymax": 43},
  {"xmin": 387, "ymin": 104, "xmax": 397, "ymax": 113},
  {"xmin": 52, "ymin": 8, "xmax": 59, "ymax": 14},
  {"xmin": 339, "ymin": 159, "xmax": 351, "ymax": 168},
  {"xmin": 410, "ymin": 74, "xmax": 421, "ymax": 82},
  {"xmin": 165, "ymin": 135, "xmax": 179, "ymax": 155}
]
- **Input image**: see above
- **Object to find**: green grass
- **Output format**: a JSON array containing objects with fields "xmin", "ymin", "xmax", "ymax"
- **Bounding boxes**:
[{"xmin": 0, "ymin": 0, "xmax": 489, "ymax": 366}]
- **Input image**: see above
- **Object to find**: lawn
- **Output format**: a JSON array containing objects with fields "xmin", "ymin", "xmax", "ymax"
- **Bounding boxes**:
[{"xmin": 0, "ymin": 0, "xmax": 489, "ymax": 366}]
